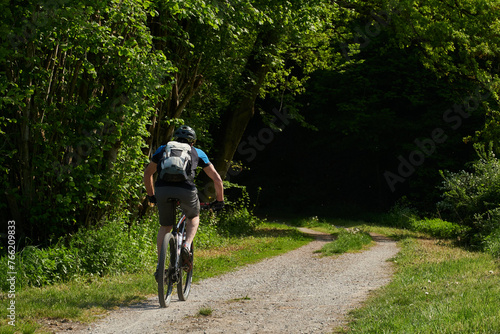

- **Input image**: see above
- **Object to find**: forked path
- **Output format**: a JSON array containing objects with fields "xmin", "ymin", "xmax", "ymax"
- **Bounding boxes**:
[{"xmin": 74, "ymin": 228, "xmax": 399, "ymax": 334}]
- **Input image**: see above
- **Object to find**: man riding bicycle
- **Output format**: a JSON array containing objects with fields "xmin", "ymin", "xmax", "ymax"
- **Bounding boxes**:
[{"xmin": 143, "ymin": 125, "xmax": 224, "ymax": 279}]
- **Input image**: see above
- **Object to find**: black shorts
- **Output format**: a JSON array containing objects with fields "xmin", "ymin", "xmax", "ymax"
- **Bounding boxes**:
[{"xmin": 155, "ymin": 186, "xmax": 200, "ymax": 226}]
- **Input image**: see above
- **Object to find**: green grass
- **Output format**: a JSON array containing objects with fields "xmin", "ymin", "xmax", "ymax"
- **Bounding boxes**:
[
  {"xmin": 290, "ymin": 217, "xmax": 500, "ymax": 333},
  {"xmin": 0, "ymin": 272, "xmax": 157, "ymax": 334},
  {"xmin": 0, "ymin": 222, "xmax": 311, "ymax": 333},
  {"xmin": 287, "ymin": 216, "xmax": 374, "ymax": 256},
  {"xmin": 340, "ymin": 227, "xmax": 500, "ymax": 334},
  {"xmin": 319, "ymin": 229, "xmax": 373, "ymax": 255},
  {"xmin": 409, "ymin": 217, "xmax": 466, "ymax": 239},
  {"xmin": 197, "ymin": 307, "xmax": 213, "ymax": 316},
  {"xmin": 3, "ymin": 215, "xmax": 500, "ymax": 334}
]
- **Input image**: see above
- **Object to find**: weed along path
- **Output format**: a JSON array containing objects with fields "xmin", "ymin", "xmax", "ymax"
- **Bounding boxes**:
[{"xmin": 73, "ymin": 228, "xmax": 399, "ymax": 334}]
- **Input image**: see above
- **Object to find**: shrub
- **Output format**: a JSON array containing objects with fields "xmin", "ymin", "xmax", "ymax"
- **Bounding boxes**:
[
  {"xmin": 438, "ymin": 145, "xmax": 500, "ymax": 249},
  {"xmin": 0, "ymin": 218, "xmax": 156, "ymax": 291},
  {"xmin": 196, "ymin": 212, "xmax": 224, "ymax": 249},
  {"xmin": 5, "ymin": 245, "xmax": 82, "ymax": 289},
  {"xmin": 70, "ymin": 219, "xmax": 157, "ymax": 276},
  {"xmin": 0, "ymin": 204, "xmax": 266, "ymax": 291},
  {"xmin": 386, "ymin": 198, "xmax": 420, "ymax": 229},
  {"xmin": 409, "ymin": 218, "xmax": 465, "ymax": 239},
  {"xmin": 484, "ymin": 226, "xmax": 500, "ymax": 258},
  {"xmin": 216, "ymin": 208, "xmax": 262, "ymax": 236}
]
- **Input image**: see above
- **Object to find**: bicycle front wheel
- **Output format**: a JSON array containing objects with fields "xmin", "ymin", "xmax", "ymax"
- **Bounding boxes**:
[
  {"xmin": 158, "ymin": 233, "xmax": 175, "ymax": 308},
  {"xmin": 177, "ymin": 242, "xmax": 193, "ymax": 301}
]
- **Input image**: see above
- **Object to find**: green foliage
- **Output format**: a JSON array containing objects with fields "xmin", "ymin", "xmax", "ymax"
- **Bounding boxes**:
[
  {"xmin": 195, "ymin": 211, "xmax": 223, "ymax": 250},
  {"xmin": 384, "ymin": 201, "xmax": 466, "ymax": 240},
  {"xmin": 69, "ymin": 220, "xmax": 156, "ymax": 276},
  {"xmin": 0, "ymin": 0, "xmax": 173, "ymax": 242},
  {"xmin": 204, "ymin": 182, "xmax": 262, "ymax": 236},
  {"xmin": 484, "ymin": 226, "xmax": 500, "ymax": 258},
  {"xmin": 438, "ymin": 145, "xmax": 500, "ymax": 248},
  {"xmin": 383, "ymin": 198, "xmax": 421, "ymax": 229},
  {"xmin": 391, "ymin": 0, "xmax": 500, "ymax": 85},
  {"xmin": 215, "ymin": 208, "xmax": 262, "ymax": 236},
  {"xmin": 14, "ymin": 245, "xmax": 81, "ymax": 288},
  {"xmin": 388, "ymin": 0, "xmax": 500, "ymax": 152},
  {"xmin": 410, "ymin": 218, "xmax": 465, "ymax": 239},
  {"xmin": 0, "ymin": 218, "xmax": 156, "ymax": 291}
]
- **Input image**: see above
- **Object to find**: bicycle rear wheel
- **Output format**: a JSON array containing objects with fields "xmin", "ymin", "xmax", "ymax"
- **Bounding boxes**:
[
  {"xmin": 158, "ymin": 233, "xmax": 175, "ymax": 308},
  {"xmin": 177, "ymin": 242, "xmax": 193, "ymax": 301}
]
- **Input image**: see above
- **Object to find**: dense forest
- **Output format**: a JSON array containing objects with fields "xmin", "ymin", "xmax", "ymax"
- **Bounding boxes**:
[{"xmin": 2, "ymin": 0, "xmax": 500, "ymax": 249}]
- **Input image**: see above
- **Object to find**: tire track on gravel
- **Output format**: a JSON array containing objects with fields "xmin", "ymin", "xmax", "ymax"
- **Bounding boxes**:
[{"xmin": 72, "ymin": 228, "xmax": 399, "ymax": 334}]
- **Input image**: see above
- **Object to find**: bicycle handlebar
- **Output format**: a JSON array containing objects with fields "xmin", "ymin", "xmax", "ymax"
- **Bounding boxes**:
[
  {"xmin": 200, "ymin": 200, "xmax": 224, "ymax": 211},
  {"xmin": 200, "ymin": 202, "xmax": 211, "ymax": 210}
]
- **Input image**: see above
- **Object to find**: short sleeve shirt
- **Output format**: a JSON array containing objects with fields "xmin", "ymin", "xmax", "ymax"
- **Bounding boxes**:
[{"xmin": 152, "ymin": 144, "xmax": 211, "ymax": 189}]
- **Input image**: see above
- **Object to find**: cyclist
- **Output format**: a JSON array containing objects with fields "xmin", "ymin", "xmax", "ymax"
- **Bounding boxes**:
[{"xmin": 144, "ymin": 125, "xmax": 224, "ymax": 279}]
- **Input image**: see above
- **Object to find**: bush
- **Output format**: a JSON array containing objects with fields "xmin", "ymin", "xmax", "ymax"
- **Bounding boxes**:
[
  {"xmin": 0, "ymin": 204, "xmax": 266, "ymax": 291},
  {"xmin": 409, "ymin": 218, "xmax": 466, "ymax": 239},
  {"xmin": 196, "ymin": 212, "xmax": 224, "ymax": 249},
  {"xmin": 484, "ymin": 226, "xmax": 500, "ymax": 258},
  {"xmin": 18, "ymin": 245, "xmax": 81, "ymax": 288},
  {"xmin": 386, "ymin": 198, "xmax": 420, "ymax": 229},
  {"xmin": 216, "ymin": 208, "xmax": 262, "ymax": 236},
  {"xmin": 438, "ymin": 145, "xmax": 500, "ymax": 249},
  {"xmin": 0, "ymin": 218, "xmax": 157, "ymax": 291}
]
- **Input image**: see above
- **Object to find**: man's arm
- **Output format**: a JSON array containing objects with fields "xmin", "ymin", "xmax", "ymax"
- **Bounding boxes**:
[
  {"xmin": 143, "ymin": 162, "xmax": 157, "ymax": 197},
  {"xmin": 203, "ymin": 164, "xmax": 224, "ymax": 201}
]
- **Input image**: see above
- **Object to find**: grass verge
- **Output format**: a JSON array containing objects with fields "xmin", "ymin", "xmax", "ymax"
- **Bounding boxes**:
[
  {"xmin": 319, "ymin": 229, "xmax": 373, "ymax": 256},
  {"xmin": 285, "ymin": 216, "xmax": 374, "ymax": 256},
  {"xmin": 0, "ymin": 222, "xmax": 311, "ymax": 334},
  {"xmin": 5, "ymin": 215, "xmax": 497, "ymax": 334},
  {"xmin": 339, "ymin": 224, "xmax": 500, "ymax": 333}
]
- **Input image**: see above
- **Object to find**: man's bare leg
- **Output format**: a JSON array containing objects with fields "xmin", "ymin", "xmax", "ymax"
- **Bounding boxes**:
[
  {"xmin": 156, "ymin": 225, "xmax": 172, "ymax": 257},
  {"xmin": 183, "ymin": 216, "xmax": 199, "ymax": 250}
]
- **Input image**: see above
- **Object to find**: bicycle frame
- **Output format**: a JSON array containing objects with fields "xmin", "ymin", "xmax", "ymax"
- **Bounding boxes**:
[
  {"xmin": 171, "ymin": 213, "xmax": 187, "ymax": 279},
  {"xmin": 157, "ymin": 200, "xmax": 211, "ymax": 307}
]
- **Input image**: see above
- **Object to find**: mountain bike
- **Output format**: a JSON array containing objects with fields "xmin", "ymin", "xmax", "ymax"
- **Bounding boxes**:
[{"xmin": 157, "ymin": 200, "xmax": 210, "ymax": 308}]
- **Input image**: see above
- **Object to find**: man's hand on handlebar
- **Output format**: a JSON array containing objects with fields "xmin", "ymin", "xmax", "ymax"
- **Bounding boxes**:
[
  {"xmin": 210, "ymin": 200, "xmax": 224, "ymax": 212},
  {"xmin": 147, "ymin": 195, "xmax": 157, "ymax": 204}
]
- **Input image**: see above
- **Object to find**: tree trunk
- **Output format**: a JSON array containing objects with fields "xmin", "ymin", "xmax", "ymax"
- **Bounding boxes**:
[
  {"xmin": 213, "ymin": 89, "xmax": 263, "ymax": 180},
  {"xmin": 213, "ymin": 28, "xmax": 279, "ymax": 180}
]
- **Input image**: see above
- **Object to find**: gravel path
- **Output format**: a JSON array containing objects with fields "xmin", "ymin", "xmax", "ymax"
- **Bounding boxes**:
[{"xmin": 71, "ymin": 228, "xmax": 399, "ymax": 334}]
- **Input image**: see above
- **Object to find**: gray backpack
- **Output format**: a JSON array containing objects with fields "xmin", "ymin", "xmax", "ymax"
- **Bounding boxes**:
[{"xmin": 158, "ymin": 141, "xmax": 192, "ymax": 182}]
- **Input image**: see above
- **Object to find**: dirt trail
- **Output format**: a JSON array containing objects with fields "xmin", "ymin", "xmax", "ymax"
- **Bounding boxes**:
[{"xmin": 69, "ymin": 228, "xmax": 399, "ymax": 334}]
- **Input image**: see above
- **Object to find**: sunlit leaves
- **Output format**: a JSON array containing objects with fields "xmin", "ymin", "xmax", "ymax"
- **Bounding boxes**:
[{"xmin": 0, "ymin": 0, "xmax": 175, "ymax": 240}]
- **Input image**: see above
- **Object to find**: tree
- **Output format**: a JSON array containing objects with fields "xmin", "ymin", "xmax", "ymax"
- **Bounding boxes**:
[
  {"xmin": 211, "ymin": 0, "xmax": 338, "ymax": 179},
  {"xmin": 1, "ymin": 0, "xmax": 339, "ymax": 240},
  {"xmin": 386, "ymin": 0, "xmax": 500, "ymax": 148},
  {"xmin": 232, "ymin": 0, "xmax": 500, "ymax": 213},
  {"xmin": 144, "ymin": 0, "xmax": 339, "ymax": 180},
  {"xmin": 1, "ymin": 0, "xmax": 172, "ymax": 242}
]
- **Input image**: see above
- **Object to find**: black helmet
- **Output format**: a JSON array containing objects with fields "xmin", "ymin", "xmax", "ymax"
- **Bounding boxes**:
[{"xmin": 173, "ymin": 125, "xmax": 197, "ymax": 143}]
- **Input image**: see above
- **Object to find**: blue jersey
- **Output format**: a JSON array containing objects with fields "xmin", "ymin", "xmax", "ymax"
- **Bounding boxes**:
[{"xmin": 152, "ymin": 144, "xmax": 211, "ymax": 188}]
